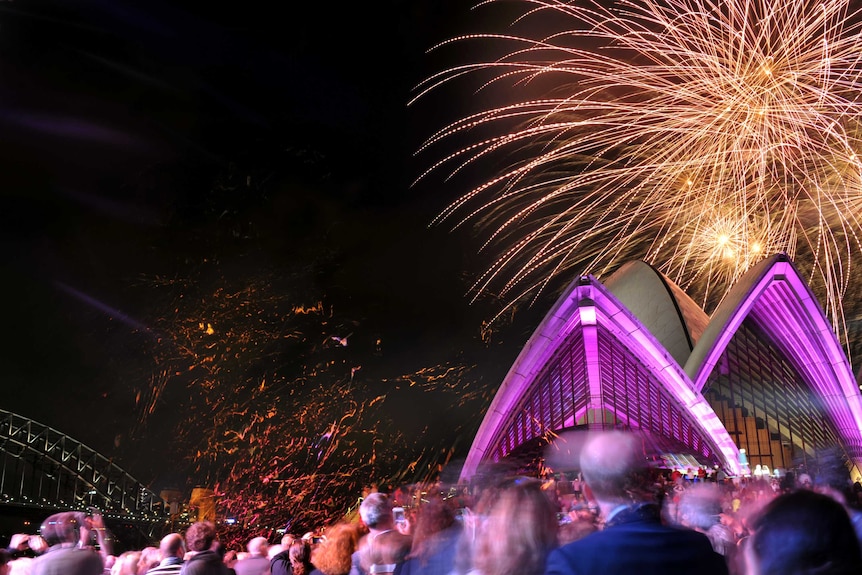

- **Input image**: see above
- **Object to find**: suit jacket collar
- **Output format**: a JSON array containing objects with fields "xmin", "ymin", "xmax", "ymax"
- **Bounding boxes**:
[{"xmin": 604, "ymin": 502, "xmax": 661, "ymax": 528}]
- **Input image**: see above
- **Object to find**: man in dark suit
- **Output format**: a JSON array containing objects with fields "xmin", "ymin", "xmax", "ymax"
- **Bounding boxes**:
[{"xmin": 544, "ymin": 431, "xmax": 728, "ymax": 575}]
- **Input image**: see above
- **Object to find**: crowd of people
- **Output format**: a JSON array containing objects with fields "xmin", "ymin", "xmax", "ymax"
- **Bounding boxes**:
[{"xmin": 3, "ymin": 431, "xmax": 862, "ymax": 575}]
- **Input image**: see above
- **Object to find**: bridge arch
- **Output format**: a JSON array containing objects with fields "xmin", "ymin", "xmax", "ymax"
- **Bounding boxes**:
[{"xmin": 0, "ymin": 408, "xmax": 164, "ymax": 520}]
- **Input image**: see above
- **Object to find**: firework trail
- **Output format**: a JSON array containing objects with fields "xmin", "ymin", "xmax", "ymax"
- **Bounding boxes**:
[
  {"xmin": 132, "ymin": 262, "xmax": 488, "ymax": 535},
  {"xmin": 111, "ymin": 150, "xmax": 502, "ymax": 539},
  {"xmin": 414, "ymin": 0, "xmax": 862, "ymax": 347}
]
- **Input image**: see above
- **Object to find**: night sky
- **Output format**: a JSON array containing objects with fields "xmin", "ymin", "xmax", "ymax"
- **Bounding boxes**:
[{"xmin": 0, "ymin": 0, "xmax": 551, "ymax": 498}]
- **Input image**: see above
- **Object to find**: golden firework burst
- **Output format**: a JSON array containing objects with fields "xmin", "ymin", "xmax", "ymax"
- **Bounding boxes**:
[{"xmin": 415, "ymin": 0, "xmax": 862, "ymax": 342}]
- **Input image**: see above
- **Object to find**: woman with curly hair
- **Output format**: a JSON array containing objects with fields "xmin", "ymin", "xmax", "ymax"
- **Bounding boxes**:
[{"xmin": 309, "ymin": 523, "xmax": 366, "ymax": 575}]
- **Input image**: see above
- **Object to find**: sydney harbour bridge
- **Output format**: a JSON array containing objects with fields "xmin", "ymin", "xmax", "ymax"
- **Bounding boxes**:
[{"xmin": 0, "ymin": 408, "xmax": 169, "ymax": 541}]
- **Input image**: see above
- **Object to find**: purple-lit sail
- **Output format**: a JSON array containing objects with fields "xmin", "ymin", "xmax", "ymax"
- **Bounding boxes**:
[
  {"xmin": 461, "ymin": 255, "xmax": 862, "ymax": 480},
  {"xmin": 689, "ymin": 256, "xmax": 862, "ymax": 467}
]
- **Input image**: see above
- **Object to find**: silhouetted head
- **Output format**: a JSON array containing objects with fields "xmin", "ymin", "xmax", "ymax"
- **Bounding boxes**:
[
  {"xmin": 0, "ymin": 549, "xmax": 11, "ymax": 575},
  {"xmin": 40, "ymin": 512, "xmax": 87, "ymax": 546},
  {"xmin": 746, "ymin": 490, "xmax": 862, "ymax": 575}
]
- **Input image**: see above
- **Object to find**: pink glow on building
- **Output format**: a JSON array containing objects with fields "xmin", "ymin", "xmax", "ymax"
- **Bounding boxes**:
[{"xmin": 461, "ymin": 255, "xmax": 862, "ymax": 481}]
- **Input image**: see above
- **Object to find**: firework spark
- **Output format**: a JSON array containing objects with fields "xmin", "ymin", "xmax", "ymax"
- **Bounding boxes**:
[
  {"xmin": 132, "ymin": 263, "xmax": 487, "ymax": 536},
  {"xmin": 110, "ymin": 149, "xmax": 494, "ymax": 542},
  {"xmin": 414, "ymin": 0, "xmax": 862, "ymax": 343}
]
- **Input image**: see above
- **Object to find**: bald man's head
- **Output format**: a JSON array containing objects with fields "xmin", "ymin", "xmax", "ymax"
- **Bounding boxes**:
[
  {"xmin": 160, "ymin": 533, "xmax": 185, "ymax": 559},
  {"xmin": 580, "ymin": 431, "xmax": 654, "ymax": 504},
  {"xmin": 248, "ymin": 536, "xmax": 269, "ymax": 556}
]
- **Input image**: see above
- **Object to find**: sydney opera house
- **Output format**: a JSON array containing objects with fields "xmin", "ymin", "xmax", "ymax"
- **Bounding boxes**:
[{"xmin": 460, "ymin": 254, "xmax": 862, "ymax": 481}]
